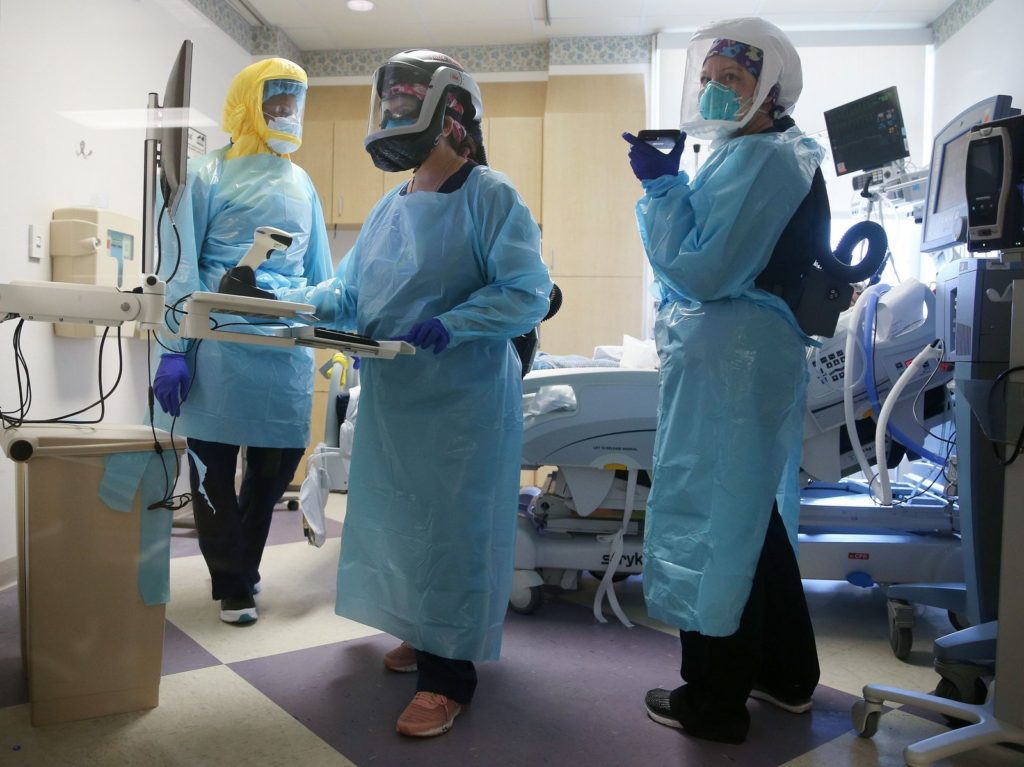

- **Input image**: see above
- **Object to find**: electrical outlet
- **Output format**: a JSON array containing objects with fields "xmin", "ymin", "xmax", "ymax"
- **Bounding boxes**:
[{"xmin": 28, "ymin": 223, "xmax": 47, "ymax": 263}]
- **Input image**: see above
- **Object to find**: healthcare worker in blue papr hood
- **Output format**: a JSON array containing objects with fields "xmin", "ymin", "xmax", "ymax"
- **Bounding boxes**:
[
  {"xmin": 622, "ymin": 17, "xmax": 826, "ymax": 744},
  {"xmin": 323, "ymin": 49, "xmax": 551, "ymax": 739},
  {"xmin": 150, "ymin": 57, "xmax": 333, "ymax": 626}
]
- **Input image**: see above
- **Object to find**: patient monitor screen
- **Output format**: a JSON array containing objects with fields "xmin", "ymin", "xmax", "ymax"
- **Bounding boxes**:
[
  {"xmin": 825, "ymin": 86, "xmax": 910, "ymax": 176},
  {"xmin": 934, "ymin": 132, "xmax": 970, "ymax": 216}
]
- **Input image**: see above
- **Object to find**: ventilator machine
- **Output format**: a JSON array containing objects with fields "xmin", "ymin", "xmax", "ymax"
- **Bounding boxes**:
[{"xmin": 853, "ymin": 103, "xmax": 1024, "ymax": 764}]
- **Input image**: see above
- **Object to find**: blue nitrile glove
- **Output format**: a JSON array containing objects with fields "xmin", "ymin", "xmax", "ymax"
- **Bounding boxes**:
[
  {"xmin": 393, "ymin": 318, "xmax": 450, "ymax": 354},
  {"xmin": 622, "ymin": 132, "xmax": 686, "ymax": 181},
  {"xmin": 153, "ymin": 353, "xmax": 191, "ymax": 417}
]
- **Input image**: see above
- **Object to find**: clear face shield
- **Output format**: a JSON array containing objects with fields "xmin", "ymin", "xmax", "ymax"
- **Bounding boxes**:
[
  {"xmin": 262, "ymin": 79, "xmax": 306, "ymax": 136},
  {"xmin": 679, "ymin": 36, "xmax": 781, "ymax": 142},
  {"xmin": 262, "ymin": 78, "xmax": 306, "ymax": 154},
  {"xmin": 366, "ymin": 62, "xmax": 483, "ymax": 144}
]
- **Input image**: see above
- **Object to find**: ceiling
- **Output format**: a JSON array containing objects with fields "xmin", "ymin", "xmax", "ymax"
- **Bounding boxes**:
[{"xmin": 232, "ymin": 0, "xmax": 957, "ymax": 51}]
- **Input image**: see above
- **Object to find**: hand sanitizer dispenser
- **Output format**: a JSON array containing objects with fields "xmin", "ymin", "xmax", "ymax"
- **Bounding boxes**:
[{"xmin": 50, "ymin": 208, "xmax": 141, "ymax": 338}]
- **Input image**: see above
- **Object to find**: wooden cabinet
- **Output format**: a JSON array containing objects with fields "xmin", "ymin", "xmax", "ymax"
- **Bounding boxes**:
[
  {"xmin": 539, "ymin": 75, "xmax": 648, "ymax": 357},
  {"xmin": 487, "ymin": 116, "xmax": 542, "ymax": 224},
  {"xmin": 294, "ymin": 123, "xmax": 430, "ymax": 225},
  {"xmin": 333, "ymin": 120, "xmax": 385, "ymax": 226},
  {"xmin": 292, "ymin": 120, "xmax": 334, "ymax": 224},
  {"xmin": 292, "ymin": 118, "xmax": 385, "ymax": 228},
  {"xmin": 541, "ymin": 111, "xmax": 645, "ymax": 278},
  {"xmin": 538, "ymin": 275, "xmax": 644, "ymax": 356}
]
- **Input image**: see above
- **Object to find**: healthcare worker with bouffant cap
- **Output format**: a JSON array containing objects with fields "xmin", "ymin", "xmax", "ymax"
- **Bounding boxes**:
[
  {"xmin": 151, "ymin": 57, "xmax": 333, "ymax": 626},
  {"xmin": 622, "ymin": 17, "xmax": 826, "ymax": 744}
]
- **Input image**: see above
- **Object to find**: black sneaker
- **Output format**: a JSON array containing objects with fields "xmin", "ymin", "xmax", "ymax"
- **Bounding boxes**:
[
  {"xmin": 645, "ymin": 688, "xmax": 683, "ymax": 729},
  {"xmin": 219, "ymin": 595, "xmax": 258, "ymax": 624},
  {"xmin": 645, "ymin": 686, "xmax": 748, "ymax": 744},
  {"xmin": 750, "ymin": 686, "xmax": 813, "ymax": 714}
]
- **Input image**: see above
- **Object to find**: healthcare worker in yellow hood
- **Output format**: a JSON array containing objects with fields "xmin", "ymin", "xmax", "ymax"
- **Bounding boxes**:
[{"xmin": 151, "ymin": 57, "xmax": 333, "ymax": 626}]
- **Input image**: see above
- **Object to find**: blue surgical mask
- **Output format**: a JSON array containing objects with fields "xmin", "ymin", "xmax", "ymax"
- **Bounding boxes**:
[
  {"xmin": 267, "ymin": 115, "xmax": 302, "ymax": 139},
  {"xmin": 267, "ymin": 137, "xmax": 300, "ymax": 154},
  {"xmin": 266, "ymin": 115, "xmax": 302, "ymax": 154},
  {"xmin": 698, "ymin": 81, "xmax": 743, "ymax": 121}
]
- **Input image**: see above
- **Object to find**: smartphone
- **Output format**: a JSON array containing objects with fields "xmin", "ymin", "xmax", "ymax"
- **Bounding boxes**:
[{"xmin": 638, "ymin": 129, "xmax": 682, "ymax": 152}]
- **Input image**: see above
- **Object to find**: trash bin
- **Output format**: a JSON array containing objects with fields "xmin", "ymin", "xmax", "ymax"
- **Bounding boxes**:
[{"xmin": 1, "ymin": 423, "xmax": 184, "ymax": 726}]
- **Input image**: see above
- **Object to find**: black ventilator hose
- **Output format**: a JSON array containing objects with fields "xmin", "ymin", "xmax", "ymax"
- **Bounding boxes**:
[{"xmin": 821, "ymin": 221, "xmax": 888, "ymax": 283}]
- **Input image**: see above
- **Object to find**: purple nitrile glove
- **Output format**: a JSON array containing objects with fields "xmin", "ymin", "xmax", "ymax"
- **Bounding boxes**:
[
  {"xmin": 622, "ymin": 131, "xmax": 687, "ymax": 181},
  {"xmin": 152, "ymin": 353, "xmax": 191, "ymax": 417},
  {"xmin": 393, "ymin": 318, "xmax": 450, "ymax": 354}
]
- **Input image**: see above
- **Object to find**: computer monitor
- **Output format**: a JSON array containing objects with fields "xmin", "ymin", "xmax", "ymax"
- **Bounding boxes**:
[
  {"xmin": 919, "ymin": 95, "xmax": 1017, "ymax": 254},
  {"xmin": 824, "ymin": 86, "xmax": 910, "ymax": 177},
  {"xmin": 141, "ymin": 39, "xmax": 193, "ymax": 274},
  {"xmin": 160, "ymin": 40, "xmax": 193, "ymax": 219}
]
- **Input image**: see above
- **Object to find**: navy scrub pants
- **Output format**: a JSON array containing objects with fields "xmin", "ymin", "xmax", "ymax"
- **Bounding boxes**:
[
  {"xmin": 671, "ymin": 503, "xmax": 820, "ymax": 729},
  {"xmin": 187, "ymin": 437, "xmax": 305, "ymax": 601},
  {"xmin": 415, "ymin": 651, "xmax": 478, "ymax": 705}
]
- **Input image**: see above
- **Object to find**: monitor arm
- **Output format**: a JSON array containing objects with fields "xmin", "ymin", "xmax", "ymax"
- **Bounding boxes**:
[{"xmin": 0, "ymin": 274, "xmax": 166, "ymax": 331}]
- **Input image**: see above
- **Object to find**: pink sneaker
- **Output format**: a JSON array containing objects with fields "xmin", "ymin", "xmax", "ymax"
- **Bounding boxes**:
[
  {"xmin": 383, "ymin": 641, "xmax": 418, "ymax": 673},
  {"xmin": 396, "ymin": 692, "xmax": 464, "ymax": 737}
]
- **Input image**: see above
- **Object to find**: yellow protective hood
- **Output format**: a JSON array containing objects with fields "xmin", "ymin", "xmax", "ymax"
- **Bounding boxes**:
[{"xmin": 222, "ymin": 58, "xmax": 308, "ymax": 160}]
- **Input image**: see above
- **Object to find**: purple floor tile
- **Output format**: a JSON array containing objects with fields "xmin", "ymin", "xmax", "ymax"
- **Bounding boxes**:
[
  {"xmin": 263, "ymin": 507, "xmax": 342, "ymax": 548},
  {"xmin": 161, "ymin": 620, "xmax": 222, "ymax": 676},
  {"xmin": 171, "ymin": 506, "xmax": 342, "ymax": 559},
  {"xmin": 0, "ymin": 586, "xmax": 28, "ymax": 709},
  {"xmin": 230, "ymin": 598, "xmax": 862, "ymax": 767},
  {"xmin": 170, "ymin": 526, "xmax": 202, "ymax": 559}
]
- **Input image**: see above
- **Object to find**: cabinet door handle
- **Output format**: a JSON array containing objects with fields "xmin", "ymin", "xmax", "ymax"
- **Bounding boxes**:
[{"xmin": 335, "ymin": 195, "xmax": 344, "ymax": 217}]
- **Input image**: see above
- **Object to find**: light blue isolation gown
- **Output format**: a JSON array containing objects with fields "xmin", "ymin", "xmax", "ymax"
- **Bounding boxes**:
[
  {"xmin": 634, "ymin": 127, "xmax": 825, "ymax": 636},
  {"xmin": 154, "ymin": 147, "xmax": 333, "ymax": 448},
  {"xmin": 331, "ymin": 166, "xmax": 552, "ymax": 661}
]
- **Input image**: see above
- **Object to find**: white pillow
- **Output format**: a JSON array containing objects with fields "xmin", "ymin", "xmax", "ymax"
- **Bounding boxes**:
[{"xmin": 618, "ymin": 334, "xmax": 659, "ymax": 369}]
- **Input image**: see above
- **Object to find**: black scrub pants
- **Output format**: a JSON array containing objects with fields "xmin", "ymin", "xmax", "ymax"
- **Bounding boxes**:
[
  {"xmin": 670, "ymin": 503, "xmax": 819, "ymax": 730},
  {"xmin": 416, "ymin": 651, "xmax": 477, "ymax": 705},
  {"xmin": 187, "ymin": 437, "xmax": 305, "ymax": 601}
]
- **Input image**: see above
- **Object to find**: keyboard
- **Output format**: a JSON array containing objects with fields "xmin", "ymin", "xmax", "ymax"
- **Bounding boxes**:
[
  {"xmin": 289, "ymin": 325, "xmax": 414, "ymax": 359},
  {"xmin": 308, "ymin": 328, "xmax": 379, "ymax": 347}
]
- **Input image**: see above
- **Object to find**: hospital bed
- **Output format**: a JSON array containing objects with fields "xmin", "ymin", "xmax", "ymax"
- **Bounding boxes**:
[{"xmin": 513, "ymin": 279, "xmax": 963, "ymax": 649}]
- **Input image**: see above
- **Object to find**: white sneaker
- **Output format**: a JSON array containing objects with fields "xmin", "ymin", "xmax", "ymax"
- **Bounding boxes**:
[
  {"xmin": 219, "ymin": 595, "xmax": 258, "ymax": 624},
  {"xmin": 749, "ymin": 687, "xmax": 813, "ymax": 714}
]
